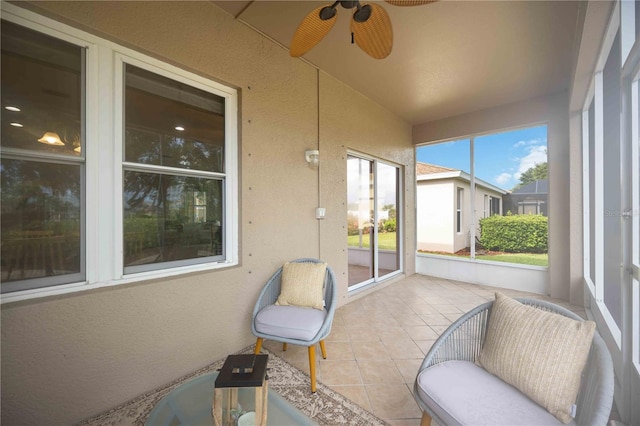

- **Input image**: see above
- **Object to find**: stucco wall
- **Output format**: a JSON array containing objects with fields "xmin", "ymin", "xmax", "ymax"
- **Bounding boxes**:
[
  {"xmin": 413, "ymin": 91, "xmax": 569, "ymax": 300},
  {"xmin": 0, "ymin": 2, "xmax": 414, "ymax": 425}
]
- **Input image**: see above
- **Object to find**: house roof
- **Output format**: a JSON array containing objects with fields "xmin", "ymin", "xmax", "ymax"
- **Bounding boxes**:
[
  {"xmin": 416, "ymin": 162, "xmax": 457, "ymax": 175},
  {"xmin": 416, "ymin": 162, "xmax": 507, "ymax": 195},
  {"xmin": 512, "ymin": 179, "xmax": 548, "ymax": 195}
]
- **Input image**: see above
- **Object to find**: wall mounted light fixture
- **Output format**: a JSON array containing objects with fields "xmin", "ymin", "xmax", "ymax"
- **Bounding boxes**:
[{"xmin": 305, "ymin": 149, "xmax": 320, "ymax": 166}]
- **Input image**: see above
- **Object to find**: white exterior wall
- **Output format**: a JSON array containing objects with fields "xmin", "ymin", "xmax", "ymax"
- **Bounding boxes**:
[
  {"xmin": 418, "ymin": 177, "xmax": 504, "ymax": 254},
  {"xmin": 417, "ymin": 180, "xmax": 454, "ymax": 252}
]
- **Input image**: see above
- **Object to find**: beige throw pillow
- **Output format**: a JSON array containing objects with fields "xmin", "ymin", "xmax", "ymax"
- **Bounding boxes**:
[
  {"xmin": 275, "ymin": 262, "xmax": 327, "ymax": 310},
  {"xmin": 479, "ymin": 292, "xmax": 596, "ymax": 424}
]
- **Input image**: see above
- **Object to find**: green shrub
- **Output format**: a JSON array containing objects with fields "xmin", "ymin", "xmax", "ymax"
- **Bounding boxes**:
[
  {"xmin": 382, "ymin": 218, "xmax": 396, "ymax": 232},
  {"xmin": 479, "ymin": 214, "xmax": 548, "ymax": 253}
]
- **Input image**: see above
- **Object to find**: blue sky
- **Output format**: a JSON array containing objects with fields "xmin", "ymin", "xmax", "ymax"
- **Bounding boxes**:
[{"xmin": 416, "ymin": 125, "xmax": 548, "ymax": 191}]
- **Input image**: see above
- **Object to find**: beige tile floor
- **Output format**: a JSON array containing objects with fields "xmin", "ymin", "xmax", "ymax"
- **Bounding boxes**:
[{"xmin": 261, "ymin": 273, "xmax": 587, "ymax": 426}]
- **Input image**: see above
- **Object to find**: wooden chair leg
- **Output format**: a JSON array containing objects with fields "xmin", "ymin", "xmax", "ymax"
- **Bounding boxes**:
[
  {"xmin": 420, "ymin": 411, "xmax": 432, "ymax": 426},
  {"xmin": 254, "ymin": 338, "xmax": 263, "ymax": 355},
  {"xmin": 308, "ymin": 345, "xmax": 317, "ymax": 393},
  {"xmin": 282, "ymin": 342, "xmax": 288, "ymax": 351},
  {"xmin": 319, "ymin": 340, "xmax": 327, "ymax": 359}
]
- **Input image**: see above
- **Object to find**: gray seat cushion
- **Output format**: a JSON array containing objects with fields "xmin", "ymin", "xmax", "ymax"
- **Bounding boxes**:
[
  {"xmin": 416, "ymin": 360, "xmax": 575, "ymax": 426},
  {"xmin": 254, "ymin": 305, "xmax": 327, "ymax": 341}
]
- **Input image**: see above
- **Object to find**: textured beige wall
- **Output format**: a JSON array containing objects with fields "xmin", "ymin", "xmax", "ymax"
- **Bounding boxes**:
[
  {"xmin": 0, "ymin": 2, "xmax": 413, "ymax": 425},
  {"xmin": 413, "ymin": 91, "xmax": 571, "ymax": 301}
]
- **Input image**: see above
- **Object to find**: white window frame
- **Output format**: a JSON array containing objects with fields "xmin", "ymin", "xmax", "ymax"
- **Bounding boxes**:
[
  {"xmin": 581, "ymin": 1, "xmax": 623, "ymax": 346},
  {"xmin": 1, "ymin": 3, "xmax": 238, "ymax": 303},
  {"xmin": 456, "ymin": 187, "xmax": 463, "ymax": 234}
]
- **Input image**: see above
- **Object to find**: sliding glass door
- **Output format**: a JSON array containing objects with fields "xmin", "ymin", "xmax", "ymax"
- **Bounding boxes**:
[{"xmin": 347, "ymin": 154, "xmax": 401, "ymax": 290}]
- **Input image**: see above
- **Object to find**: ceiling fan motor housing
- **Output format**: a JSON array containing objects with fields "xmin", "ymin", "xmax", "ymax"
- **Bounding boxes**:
[{"xmin": 340, "ymin": 1, "xmax": 359, "ymax": 9}]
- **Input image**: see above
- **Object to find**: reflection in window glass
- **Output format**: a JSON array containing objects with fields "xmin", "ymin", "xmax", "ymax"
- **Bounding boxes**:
[
  {"xmin": 347, "ymin": 156, "xmax": 401, "ymax": 289},
  {"xmin": 1, "ymin": 160, "xmax": 82, "ymax": 287},
  {"xmin": 347, "ymin": 156, "xmax": 374, "ymax": 285},
  {"xmin": 1, "ymin": 21, "xmax": 83, "ymax": 156},
  {"xmin": 125, "ymin": 65, "xmax": 224, "ymax": 172},
  {"xmin": 123, "ymin": 173, "xmax": 223, "ymax": 272},
  {"xmin": 1, "ymin": 21, "xmax": 84, "ymax": 292},
  {"xmin": 376, "ymin": 162, "xmax": 399, "ymax": 276},
  {"xmin": 123, "ymin": 64, "xmax": 226, "ymax": 273}
]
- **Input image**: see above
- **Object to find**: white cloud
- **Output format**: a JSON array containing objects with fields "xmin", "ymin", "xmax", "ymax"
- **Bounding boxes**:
[
  {"xmin": 494, "ymin": 173, "xmax": 512, "ymax": 185},
  {"xmin": 513, "ymin": 138, "xmax": 545, "ymax": 149},
  {"xmin": 514, "ymin": 145, "xmax": 547, "ymax": 180}
]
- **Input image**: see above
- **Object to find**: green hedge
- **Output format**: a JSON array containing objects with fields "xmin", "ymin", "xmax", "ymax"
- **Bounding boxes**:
[{"xmin": 479, "ymin": 214, "xmax": 548, "ymax": 253}]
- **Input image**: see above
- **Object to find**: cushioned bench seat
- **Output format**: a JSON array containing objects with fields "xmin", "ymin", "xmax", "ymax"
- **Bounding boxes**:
[{"xmin": 416, "ymin": 360, "xmax": 574, "ymax": 426}]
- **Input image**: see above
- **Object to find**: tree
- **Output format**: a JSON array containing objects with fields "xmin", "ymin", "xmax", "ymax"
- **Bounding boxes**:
[
  {"xmin": 382, "ymin": 204, "xmax": 396, "ymax": 220},
  {"xmin": 514, "ymin": 162, "xmax": 547, "ymax": 190}
]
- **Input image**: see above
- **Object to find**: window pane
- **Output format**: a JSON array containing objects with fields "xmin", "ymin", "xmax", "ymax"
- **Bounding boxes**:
[
  {"xmin": 588, "ymin": 99, "xmax": 596, "ymax": 284},
  {"xmin": 475, "ymin": 126, "xmax": 548, "ymax": 266},
  {"xmin": 1, "ymin": 159, "xmax": 82, "ymax": 290},
  {"xmin": 123, "ymin": 171, "xmax": 223, "ymax": 272},
  {"xmin": 1, "ymin": 21, "xmax": 83, "ymax": 156},
  {"xmin": 377, "ymin": 162, "xmax": 399, "ymax": 277},
  {"xmin": 347, "ymin": 156, "xmax": 374, "ymax": 286},
  {"xmin": 1, "ymin": 21, "xmax": 85, "ymax": 293},
  {"xmin": 418, "ymin": 127, "xmax": 548, "ymax": 268},
  {"xmin": 124, "ymin": 65, "xmax": 224, "ymax": 172},
  {"xmin": 602, "ymin": 30, "xmax": 622, "ymax": 328}
]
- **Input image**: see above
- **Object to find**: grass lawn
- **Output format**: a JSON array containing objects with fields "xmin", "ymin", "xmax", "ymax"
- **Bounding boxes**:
[
  {"xmin": 475, "ymin": 252, "xmax": 548, "ymax": 267},
  {"xmin": 349, "ymin": 233, "xmax": 547, "ymax": 266},
  {"xmin": 419, "ymin": 250, "xmax": 548, "ymax": 267},
  {"xmin": 347, "ymin": 232, "xmax": 397, "ymax": 250}
]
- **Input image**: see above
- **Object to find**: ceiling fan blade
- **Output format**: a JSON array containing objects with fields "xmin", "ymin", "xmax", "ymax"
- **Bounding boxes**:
[
  {"xmin": 384, "ymin": 0, "xmax": 438, "ymax": 6},
  {"xmin": 350, "ymin": 3, "xmax": 393, "ymax": 59},
  {"xmin": 290, "ymin": 6, "xmax": 338, "ymax": 57}
]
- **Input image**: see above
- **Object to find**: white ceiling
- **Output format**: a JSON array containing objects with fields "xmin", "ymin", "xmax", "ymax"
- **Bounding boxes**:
[{"xmin": 214, "ymin": 1, "xmax": 583, "ymax": 126}]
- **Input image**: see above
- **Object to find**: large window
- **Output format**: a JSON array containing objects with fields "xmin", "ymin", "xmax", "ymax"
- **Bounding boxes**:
[
  {"xmin": 417, "ymin": 125, "xmax": 548, "ymax": 267},
  {"xmin": 123, "ymin": 65, "xmax": 226, "ymax": 273},
  {"xmin": 0, "ymin": 11, "xmax": 238, "ymax": 298},
  {"xmin": 1, "ymin": 21, "xmax": 85, "ymax": 292}
]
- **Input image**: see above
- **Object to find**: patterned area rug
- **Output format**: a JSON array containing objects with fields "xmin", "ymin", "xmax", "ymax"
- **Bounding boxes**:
[{"xmin": 78, "ymin": 345, "xmax": 389, "ymax": 426}]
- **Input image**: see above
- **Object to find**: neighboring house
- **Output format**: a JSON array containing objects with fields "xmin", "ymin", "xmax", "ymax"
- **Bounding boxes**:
[
  {"xmin": 503, "ymin": 179, "xmax": 548, "ymax": 216},
  {"xmin": 416, "ymin": 162, "xmax": 506, "ymax": 253}
]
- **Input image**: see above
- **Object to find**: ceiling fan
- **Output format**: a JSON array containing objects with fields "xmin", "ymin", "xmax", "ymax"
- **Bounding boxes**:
[{"xmin": 290, "ymin": 0, "xmax": 437, "ymax": 60}]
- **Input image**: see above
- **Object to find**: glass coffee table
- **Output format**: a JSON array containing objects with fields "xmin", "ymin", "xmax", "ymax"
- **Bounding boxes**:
[{"xmin": 145, "ymin": 371, "xmax": 316, "ymax": 425}]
